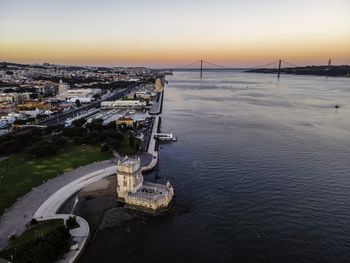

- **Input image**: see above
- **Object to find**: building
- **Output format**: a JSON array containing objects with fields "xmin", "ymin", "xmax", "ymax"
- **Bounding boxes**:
[
  {"xmin": 58, "ymin": 79, "xmax": 69, "ymax": 94},
  {"xmin": 101, "ymin": 100, "xmax": 146, "ymax": 109},
  {"xmin": 58, "ymin": 87, "xmax": 101, "ymax": 103},
  {"xmin": 63, "ymin": 89, "xmax": 101, "ymax": 98},
  {"xmin": 154, "ymin": 78, "xmax": 164, "ymax": 92},
  {"xmin": 116, "ymin": 156, "xmax": 174, "ymax": 212},
  {"xmin": 116, "ymin": 116, "xmax": 134, "ymax": 127},
  {"xmin": 0, "ymin": 94, "xmax": 15, "ymax": 103},
  {"xmin": 33, "ymin": 84, "xmax": 57, "ymax": 96},
  {"xmin": 0, "ymin": 93, "xmax": 31, "ymax": 104},
  {"xmin": 135, "ymin": 91, "xmax": 152, "ymax": 99}
]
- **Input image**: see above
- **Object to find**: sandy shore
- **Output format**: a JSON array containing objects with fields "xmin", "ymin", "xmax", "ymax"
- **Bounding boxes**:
[{"xmin": 79, "ymin": 176, "xmax": 116, "ymax": 197}]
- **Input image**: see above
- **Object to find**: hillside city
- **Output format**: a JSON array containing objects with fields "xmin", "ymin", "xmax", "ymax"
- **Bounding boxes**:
[{"xmin": 0, "ymin": 62, "xmax": 162, "ymax": 134}]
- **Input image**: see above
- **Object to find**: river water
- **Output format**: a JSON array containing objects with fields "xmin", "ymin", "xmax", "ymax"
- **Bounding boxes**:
[{"xmin": 79, "ymin": 70, "xmax": 350, "ymax": 263}]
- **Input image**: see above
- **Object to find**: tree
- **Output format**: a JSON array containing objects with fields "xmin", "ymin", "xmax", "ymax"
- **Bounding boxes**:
[
  {"xmin": 66, "ymin": 216, "xmax": 79, "ymax": 229},
  {"xmin": 52, "ymin": 135, "xmax": 67, "ymax": 147},
  {"xmin": 75, "ymin": 99, "xmax": 81, "ymax": 107},
  {"xmin": 86, "ymin": 131, "xmax": 101, "ymax": 145},
  {"xmin": 2, "ymin": 225, "xmax": 71, "ymax": 263},
  {"xmin": 105, "ymin": 121, "xmax": 116, "ymax": 129},
  {"xmin": 29, "ymin": 141, "xmax": 60, "ymax": 158},
  {"xmin": 0, "ymin": 139, "xmax": 23, "ymax": 155},
  {"xmin": 86, "ymin": 118, "xmax": 103, "ymax": 131},
  {"xmin": 128, "ymin": 133, "xmax": 135, "ymax": 148},
  {"xmin": 100, "ymin": 143, "xmax": 109, "ymax": 152},
  {"xmin": 72, "ymin": 118, "xmax": 86, "ymax": 128},
  {"xmin": 92, "ymin": 93, "xmax": 100, "ymax": 100}
]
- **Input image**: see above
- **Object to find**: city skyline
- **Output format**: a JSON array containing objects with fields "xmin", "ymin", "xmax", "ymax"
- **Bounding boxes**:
[{"xmin": 1, "ymin": 0, "xmax": 350, "ymax": 67}]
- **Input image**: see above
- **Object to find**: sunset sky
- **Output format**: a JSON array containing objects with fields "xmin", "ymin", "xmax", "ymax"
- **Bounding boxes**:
[{"xmin": 0, "ymin": 0, "xmax": 349, "ymax": 67}]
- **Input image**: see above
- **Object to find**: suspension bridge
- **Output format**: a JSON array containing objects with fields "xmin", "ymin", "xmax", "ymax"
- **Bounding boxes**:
[{"xmin": 163, "ymin": 59, "xmax": 303, "ymax": 78}]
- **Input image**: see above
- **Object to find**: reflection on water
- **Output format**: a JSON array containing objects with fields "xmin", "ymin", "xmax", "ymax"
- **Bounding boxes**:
[{"xmin": 79, "ymin": 71, "xmax": 350, "ymax": 263}]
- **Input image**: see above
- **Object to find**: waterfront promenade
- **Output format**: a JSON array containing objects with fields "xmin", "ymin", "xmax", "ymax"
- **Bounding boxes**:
[
  {"xmin": 149, "ymin": 91, "xmax": 163, "ymax": 115},
  {"xmin": 0, "ymin": 159, "xmax": 115, "ymax": 250},
  {"xmin": 0, "ymin": 129, "xmax": 161, "ymax": 252},
  {"xmin": 0, "ymin": 92, "xmax": 163, "ymax": 258},
  {"xmin": 33, "ymin": 165, "xmax": 117, "ymax": 263},
  {"xmin": 142, "ymin": 116, "xmax": 159, "ymax": 172}
]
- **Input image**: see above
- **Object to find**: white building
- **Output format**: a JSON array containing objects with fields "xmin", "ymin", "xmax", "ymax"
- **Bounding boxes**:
[
  {"xmin": 58, "ymin": 79, "xmax": 69, "ymax": 94},
  {"xmin": 101, "ymin": 100, "xmax": 146, "ymax": 109},
  {"xmin": 135, "ymin": 91, "xmax": 152, "ymax": 99},
  {"xmin": 58, "ymin": 87, "xmax": 101, "ymax": 103},
  {"xmin": 63, "ymin": 89, "xmax": 101, "ymax": 98},
  {"xmin": 116, "ymin": 156, "xmax": 174, "ymax": 212}
]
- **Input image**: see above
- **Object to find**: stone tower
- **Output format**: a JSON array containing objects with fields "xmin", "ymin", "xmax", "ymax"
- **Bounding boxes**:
[{"xmin": 116, "ymin": 156, "xmax": 143, "ymax": 200}]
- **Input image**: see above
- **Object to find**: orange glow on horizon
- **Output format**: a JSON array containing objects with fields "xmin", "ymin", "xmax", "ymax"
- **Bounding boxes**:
[
  {"xmin": 1, "ymin": 37, "xmax": 349, "ymax": 67},
  {"xmin": 1, "ymin": 0, "xmax": 350, "ymax": 67}
]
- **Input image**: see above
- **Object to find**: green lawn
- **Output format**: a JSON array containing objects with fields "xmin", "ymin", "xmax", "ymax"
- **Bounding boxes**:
[
  {"xmin": 0, "ymin": 144, "xmax": 112, "ymax": 215},
  {"xmin": 10, "ymin": 219, "xmax": 65, "ymax": 247},
  {"xmin": 1, "ymin": 219, "xmax": 71, "ymax": 262}
]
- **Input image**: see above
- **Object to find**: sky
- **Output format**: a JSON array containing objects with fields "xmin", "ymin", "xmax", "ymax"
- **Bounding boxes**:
[{"xmin": 0, "ymin": 0, "xmax": 350, "ymax": 67}]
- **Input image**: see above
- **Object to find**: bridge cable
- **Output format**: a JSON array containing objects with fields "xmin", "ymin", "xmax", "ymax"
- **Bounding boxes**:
[
  {"xmin": 250, "ymin": 60, "xmax": 280, "ymax": 69},
  {"xmin": 175, "ymin": 60, "xmax": 201, "ymax": 69},
  {"xmin": 281, "ymin": 60, "xmax": 302, "ymax": 68},
  {"xmin": 202, "ymin": 60, "xmax": 232, "ymax": 69}
]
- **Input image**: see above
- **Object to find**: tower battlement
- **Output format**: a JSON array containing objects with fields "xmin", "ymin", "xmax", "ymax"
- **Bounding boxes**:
[{"xmin": 116, "ymin": 156, "xmax": 174, "ymax": 212}]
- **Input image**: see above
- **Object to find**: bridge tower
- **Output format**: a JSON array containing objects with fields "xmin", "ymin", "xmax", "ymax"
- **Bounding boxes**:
[{"xmin": 277, "ymin": 59, "xmax": 282, "ymax": 78}]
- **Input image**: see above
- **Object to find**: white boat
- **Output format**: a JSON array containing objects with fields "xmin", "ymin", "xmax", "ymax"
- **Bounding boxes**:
[{"xmin": 154, "ymin": 133, "xmax": 177, "ymax": 142}]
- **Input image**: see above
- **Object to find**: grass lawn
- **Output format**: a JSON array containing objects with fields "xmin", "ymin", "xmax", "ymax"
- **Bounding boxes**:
[
  {"xmin": 10, "ymin": 219, "xmax": 65, "ymax": 247},
  {"xmin": 1, "ymin": 219, "xmax": 71, "ymax": 262},
  {"xmin": 0, "ymin": 144, "xmax": 112, "ymax": 215}
]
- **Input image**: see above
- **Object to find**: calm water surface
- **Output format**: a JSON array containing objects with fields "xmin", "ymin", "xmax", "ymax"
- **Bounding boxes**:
[{"xmin": 80, "ymin": 71, "xmax": 350, "ymax": 263}]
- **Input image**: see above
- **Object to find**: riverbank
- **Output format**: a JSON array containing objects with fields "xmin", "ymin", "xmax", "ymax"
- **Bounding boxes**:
[
  {"xmin": 142, "ymin": 116, "xmax": 160, "ymax": 172},
  {"xmin": 149, "ymin": 90, "xmax": 164, "ymax": 115},
  {"xmin": 0, "ymin": 145, "xmax": 113, "ymax": 215},
  {"xmin": 0, "ymin": 159, "xmax": 115, "ymax": 251},
  {"xmin": 247, "ymin": 65, "xmax": 350, "ymax": 77},
  {"xmin": 0, "ymin": 81, "xmax": 166, "ymax": 261}
]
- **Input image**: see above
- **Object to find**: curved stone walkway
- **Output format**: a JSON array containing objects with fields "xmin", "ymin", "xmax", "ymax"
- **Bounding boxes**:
[{"xmin": 0, "ymin": 159, "xmax": 115, "ymax": 250}]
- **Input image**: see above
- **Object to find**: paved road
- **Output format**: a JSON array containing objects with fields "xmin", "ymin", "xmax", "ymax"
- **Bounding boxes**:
[
  {"xmin": 149, "ymin": 91, "xmax": 163, "ymax": 115},
  {"xmin": 9, "ymin": 83, "xmax": 141, "ymax": 135},
  {"xmin": 142, "ymin": 116, "xmax": 159, "ymax": 172},
  {"xmin": 0, "ymin": 159, "xmax": 115, "ymax": 250}
]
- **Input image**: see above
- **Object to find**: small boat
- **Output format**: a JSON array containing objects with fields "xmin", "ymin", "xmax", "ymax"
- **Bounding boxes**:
[
  {"xmin": 154, "ymin": 133, "xmax": 177, "ymax": 142},
  {"xmin": 334, "ymin": 104, "xmax": 340, "ymax": 109}
]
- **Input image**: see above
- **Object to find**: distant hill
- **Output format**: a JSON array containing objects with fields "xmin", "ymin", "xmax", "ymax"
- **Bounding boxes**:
[
  {"xmin": 247, "ymin": 65, "xmax": 350, "ymax": 77},
  {"xmin": 0, "ymin": 61, "xmax": 87, "ymax": 71},
  {"xmin": 0, "ymin": 62, "xmax": 31, "ymax": 69}
]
